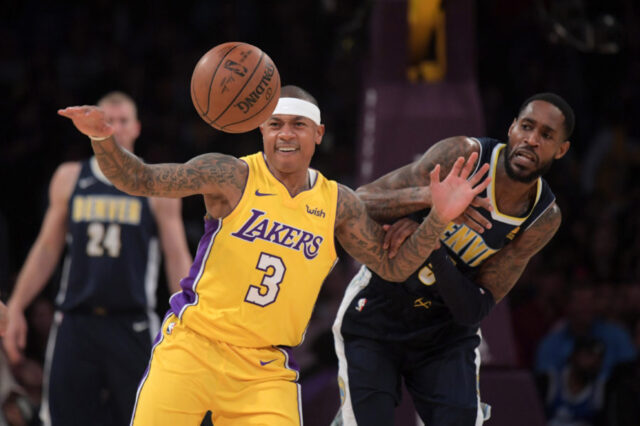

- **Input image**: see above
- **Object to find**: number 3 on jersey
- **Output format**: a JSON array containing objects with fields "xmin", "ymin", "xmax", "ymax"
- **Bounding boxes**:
[{"xmin": 245, "ymin": 252, "xmax": 286, "ymax": 307}]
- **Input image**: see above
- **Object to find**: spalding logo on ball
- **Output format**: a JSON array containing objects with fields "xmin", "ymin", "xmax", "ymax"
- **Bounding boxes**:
[{"xmin": 191, "ymin": 42, "xmax": 281, "ymax": 133}]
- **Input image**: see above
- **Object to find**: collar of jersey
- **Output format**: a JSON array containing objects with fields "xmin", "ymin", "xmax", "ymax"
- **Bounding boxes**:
[{"xmin": 258, "ymin": 152, "xmax": 318, "ymax": 199}]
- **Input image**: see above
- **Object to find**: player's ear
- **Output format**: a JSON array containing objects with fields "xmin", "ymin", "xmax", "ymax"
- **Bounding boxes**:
[
  {"xmin": 554, "ymin": 140, "xmax": 570, "ymax": 159},
  {"xmin": 314, "ymin": 124, "xmax": 325, "ymax": 145},
  {"xmin": 507, "ymin": 119, "xmax": 517, "ymax": 137}
]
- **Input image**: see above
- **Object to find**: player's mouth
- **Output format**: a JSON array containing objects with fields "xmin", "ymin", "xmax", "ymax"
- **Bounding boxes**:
[
  {"xmin": 276, "ymin": 146, "xmax": 299, "ymax": 154},
  {"xmin": 512, "ymin": 148, "xmax": 537, "ymax": 167}
]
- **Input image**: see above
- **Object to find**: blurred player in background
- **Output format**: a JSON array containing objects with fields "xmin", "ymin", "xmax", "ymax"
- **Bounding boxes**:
[
  {"xmin": 332, "ymin": 93, "xmax": 573, "ymax": 425},
  {"xmin": 58, "ymin": 85, "xmax": 490, "ymax": 425},
  {"xmin": 3, "ymin": 92, "xmax": 193, "ymax": 426}
]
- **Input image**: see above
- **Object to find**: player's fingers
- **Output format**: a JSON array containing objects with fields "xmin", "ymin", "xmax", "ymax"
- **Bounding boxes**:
[
  {"xmin": 469, "ymin": 163, "xmax": 490, "ymax": 186},
  {"xmin": 57, "ymin": 107, "xmax": 81, "ymax": 118},
  {"xmin": 430, "ymin": 164, "xmax": 442, "ymax": 185},
  {"xmin": 471, "ymin": 196, "xmax": 493, "ymax": 212},
  {"xmin": 389, "ymin": 221, "xmax": 419, "ymax": 258},
  {"xmin": 3, "ymin": 333, "xmax": 21, "ymax": 364},
  {"xmin": 473, "ymin": 175, "xmax": 492, "ymax": 194},
  {"xmin": 464, "ymin": 207, "xmax": 492, "ymax": 231},
  {"xmin": 460, "ymin": 152, "xmax": 479, "ymax": 179},
  {"xmin": 448, "ymin": 157, "xmax": 465, "ymax": 178},
  {"xmin": 461, "ymin": 215, "xmax": 484, "ymax": 234},
  {"xmin": 383, "ymin": 224, "xmax": 392, "ymax": 249}
]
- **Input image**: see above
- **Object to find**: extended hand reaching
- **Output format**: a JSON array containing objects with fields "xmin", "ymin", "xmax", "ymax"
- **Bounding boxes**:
[
  {"xmin": 58, "ymin": 106, "xmax": 114, "ymax": 140},
  {"xmin": 430, "ymin": 152, "xmax": 491, "ymax": 224}
]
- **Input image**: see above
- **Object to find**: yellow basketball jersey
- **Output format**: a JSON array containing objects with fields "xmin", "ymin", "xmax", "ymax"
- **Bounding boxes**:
[{"xmin": 169, "ymin": 152, "xmax": 338, "ymax": 348}]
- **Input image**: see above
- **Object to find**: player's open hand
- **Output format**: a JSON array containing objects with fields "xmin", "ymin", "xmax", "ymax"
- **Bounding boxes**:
[
  {"xmin": 430, "ymin": 152, "xmax": 491, "ymax": 224},
  {"xmin": 58, "ymin": 106, "xmax": 114, "ymax": 140}
]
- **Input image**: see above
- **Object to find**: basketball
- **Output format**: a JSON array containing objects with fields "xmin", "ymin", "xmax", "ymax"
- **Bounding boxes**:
[{"xmin": 190, "ymin": 42, "xmax": 281, "ymax": 133}]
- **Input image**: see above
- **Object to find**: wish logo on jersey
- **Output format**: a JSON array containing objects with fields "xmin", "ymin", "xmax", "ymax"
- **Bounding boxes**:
[{"xmin": 231, "ymin": 209, "xmax": 324, "ymax": 260}]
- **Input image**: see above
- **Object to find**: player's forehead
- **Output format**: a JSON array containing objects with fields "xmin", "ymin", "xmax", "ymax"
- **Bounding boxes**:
[{"xmin": 518, "ymin": 100, "xmax": 565, "ymax": 129}]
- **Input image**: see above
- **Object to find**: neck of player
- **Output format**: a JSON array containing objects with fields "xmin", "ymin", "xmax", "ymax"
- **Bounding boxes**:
[{"xmin": 494, "ymin": 151, "xmax": 539, "ymax": 217}]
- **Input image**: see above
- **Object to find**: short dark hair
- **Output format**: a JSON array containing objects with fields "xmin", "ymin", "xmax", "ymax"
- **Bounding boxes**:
[
  {"xmin": 280, "ymin": 85, "xmax": 318, "ymax": 107},
  {"xmin": 518, "ymin": 93, "xmax": 575, "ymax": 140}
]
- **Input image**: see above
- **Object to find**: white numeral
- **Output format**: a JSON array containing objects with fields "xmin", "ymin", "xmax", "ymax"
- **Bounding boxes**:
[
  {"xmin": 86, "ymin": 223, "xmax": 121, "ymax": 257},
  {"xmin": 245, "ymin": 253, "xmax": 286, "ymax": 307}
]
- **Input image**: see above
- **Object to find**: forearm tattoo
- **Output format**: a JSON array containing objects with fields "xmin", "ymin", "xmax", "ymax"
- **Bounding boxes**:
[
  {"xmin": 91, "ymin": 140, "xmax": 244, "ymax": 196},
  {"xmin": 336, "ymin": 185, "xmax": 448, "ymax": 281},
  {"xmin": 358, "ymin": 138, "xmax": 472, "ymax": 222}
]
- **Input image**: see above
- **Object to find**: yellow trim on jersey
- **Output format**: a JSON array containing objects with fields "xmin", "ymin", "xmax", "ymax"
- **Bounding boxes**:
[{"xmin": 488, "ymin": 144, "xmax": 542, "ymax": 226}]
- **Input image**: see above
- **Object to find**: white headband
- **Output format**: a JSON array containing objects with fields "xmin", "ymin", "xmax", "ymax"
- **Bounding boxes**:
[{"xmin": 272, "ymin": 97, "xmax": 321, "ymax": 125}]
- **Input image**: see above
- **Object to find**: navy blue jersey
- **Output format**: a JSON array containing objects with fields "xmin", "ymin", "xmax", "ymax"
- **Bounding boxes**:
[
  {"xmin": 55, "ymin": 158, "xmax": 160, "ymax": 313},
  {"xmin": 339, "ymin": 137, "xmax": 556, "ymax": 345}
]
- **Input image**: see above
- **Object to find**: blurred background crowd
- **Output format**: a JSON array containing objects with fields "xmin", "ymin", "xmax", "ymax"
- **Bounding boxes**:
[{"xmin": 1, "ymin": 1, "xmax": 639, "ymax": 425}]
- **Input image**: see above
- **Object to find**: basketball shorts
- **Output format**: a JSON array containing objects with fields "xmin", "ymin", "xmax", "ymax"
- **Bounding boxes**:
[{"xmin": 131, "ymin": 313, "xmax": 303, "ymax": 425}]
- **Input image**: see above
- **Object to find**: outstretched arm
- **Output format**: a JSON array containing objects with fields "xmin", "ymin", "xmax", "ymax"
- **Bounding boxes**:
[
  {"xmin": 336, "ymin": 154, "xmax": 491, "ymax": 282},
  {"xmin": 58, "ymin": 106, "xmax": 247, "ymax": 200},
  {"xmin": 357, "ymin": 137, "xmax": 492, "ymax": 234},
  {"xmin": 356, "ymin": 136, "xmax": 479, "ymax": 221}
]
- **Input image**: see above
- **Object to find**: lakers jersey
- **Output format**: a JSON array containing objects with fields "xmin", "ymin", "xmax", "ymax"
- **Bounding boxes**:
[
  {"xmin": 170, "ymin": 152, "xmax": 338, "ymax": 348},
  {"xmin": 57, "ymin": 158, "xmax": 160, "ymax": 313},
  {"xmin": 339, "ymin": 137, "xmax": 556, "ymax": 343}
]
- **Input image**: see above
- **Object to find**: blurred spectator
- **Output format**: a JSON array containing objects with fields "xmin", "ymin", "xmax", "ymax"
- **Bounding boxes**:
[
  {"xmin": 602, "ymin": 317, "xmax": 640, "ymax": 426},
  {"xmin": 537, "ymin": 336, "xmax": 606, "ymax": 426},
  {"xmin": 511, "ymin": 271, "xmax": 565, "ymax": 368},
  {"xmin": 535, "ymin": 283, "xmax": 636, "ymax": 381}
]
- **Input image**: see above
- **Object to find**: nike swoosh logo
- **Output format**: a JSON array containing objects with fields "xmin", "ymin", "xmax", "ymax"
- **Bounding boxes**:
[
  {"xmin": 78, "ymin": 177, "xmax": 97, "ymax": 189},
  {"xmin": 255, "ymin": 190, "xmax": 276, "ymax": 197},
  {"xmin": 260, "ymin": 359, "xmax": 277, "ymax": 366}
]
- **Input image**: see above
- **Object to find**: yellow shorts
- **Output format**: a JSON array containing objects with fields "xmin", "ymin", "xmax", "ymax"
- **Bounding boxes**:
[{"xmin": 131, "ymin": 314, "xmax": 302, "ymax": 425}]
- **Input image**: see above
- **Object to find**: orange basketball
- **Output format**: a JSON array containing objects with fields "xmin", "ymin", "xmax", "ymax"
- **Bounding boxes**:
[{"xmin": 190, "ymin": 42, "xmax": 281, "ymax": 133}]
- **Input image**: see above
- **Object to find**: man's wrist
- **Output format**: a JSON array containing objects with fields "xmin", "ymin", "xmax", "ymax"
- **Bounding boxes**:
[{"xmin": 426, "ymin": 209, "xmax": 448, "ymax": 230}]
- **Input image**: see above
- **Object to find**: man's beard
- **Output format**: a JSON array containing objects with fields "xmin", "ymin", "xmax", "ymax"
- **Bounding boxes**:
[{"xmin": 504, "ymin": 145, "xmax": 553, "ymax": 183}]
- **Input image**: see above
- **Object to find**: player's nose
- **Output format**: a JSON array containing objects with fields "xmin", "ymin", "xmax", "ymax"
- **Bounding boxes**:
[{"xmin": 277, "ymin": 124, "xmax": 295, "ymax": 139}]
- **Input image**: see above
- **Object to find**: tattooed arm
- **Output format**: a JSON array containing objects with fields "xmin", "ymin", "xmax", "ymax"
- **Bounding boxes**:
[
  {"xmin": 58, "ymin": 105, "xmax": 247, "ymax": 200},
  {"xmin": 356, "ymin": 136, "xmax": 479, "ymax": 222},
  {"xmin": 335, "ymin": 155, "xmax": 491, "ymax": 282},
  {"xmin": 475, "ymin": 203, "xmax": 562, "ymax": 302}
]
